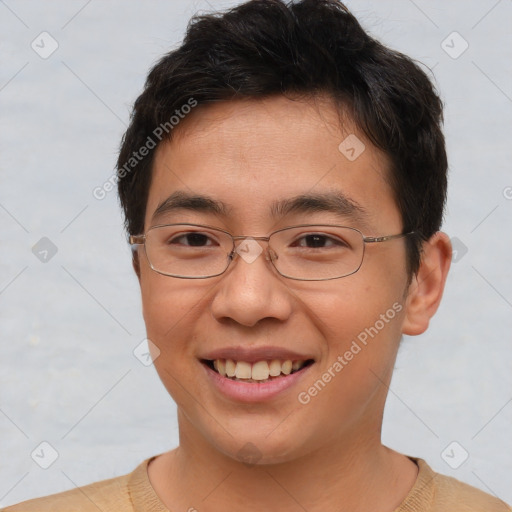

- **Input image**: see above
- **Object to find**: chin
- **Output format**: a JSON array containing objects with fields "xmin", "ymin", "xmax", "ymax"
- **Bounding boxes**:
[{"xmin": 202, "ymin": 424, "xmax": 315, "ymax": 467}]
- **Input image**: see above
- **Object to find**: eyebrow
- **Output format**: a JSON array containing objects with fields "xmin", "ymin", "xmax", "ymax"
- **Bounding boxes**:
[
  {"xmin": 152, "ymin": 190, "xmax": 232, "ymax": 221},
  {"xmin": 270, "ymin": 192, "xmax": 369, "ymax": 223},
  {"xmin": 151, "ymin": 190, "xmax": 369, "ymax": 225}
]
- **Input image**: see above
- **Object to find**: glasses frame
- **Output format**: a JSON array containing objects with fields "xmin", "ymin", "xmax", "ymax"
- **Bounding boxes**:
[{"xmin": 129, "ymin": 223, "xmax": 415, "ymax": 281}]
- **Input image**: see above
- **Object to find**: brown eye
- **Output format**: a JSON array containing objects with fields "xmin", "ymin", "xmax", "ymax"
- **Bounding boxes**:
[
  {"xmin": 293, "ymin": 233, "xmax": 347, "ymax": 249},
  {"xmin": 169, "ymin": 232, "xmax": 214, "ymax": 247}
]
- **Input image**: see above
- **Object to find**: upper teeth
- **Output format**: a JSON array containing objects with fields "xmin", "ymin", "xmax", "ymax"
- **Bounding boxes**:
[{"xmin": 213, "ymin": 359, "xmax": 306, "ymax": 381}]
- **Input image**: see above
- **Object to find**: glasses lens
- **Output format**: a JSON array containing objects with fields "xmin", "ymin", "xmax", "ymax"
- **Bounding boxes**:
[
  {"xmin": 145, "ymin": 224, "xmax": 232, "ymax": 278},
  {"xmin": 270, "ymin": 225, "xmax": 364, "ymax": 280}
]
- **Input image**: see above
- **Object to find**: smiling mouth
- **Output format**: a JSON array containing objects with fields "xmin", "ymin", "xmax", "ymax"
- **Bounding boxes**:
[{"xmin": 202, "ymin": 358, "xmax": 315, "ymax": 383}]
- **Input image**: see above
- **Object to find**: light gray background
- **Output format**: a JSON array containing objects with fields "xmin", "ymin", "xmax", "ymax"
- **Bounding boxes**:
[{"xmin": 1, "ymin": 0, "xmax": 511, "ymax": 507}]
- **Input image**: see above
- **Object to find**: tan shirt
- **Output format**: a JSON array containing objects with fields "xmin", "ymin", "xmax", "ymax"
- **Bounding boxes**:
[{"xmin": 2, "ymin": 456, "xmax": 510, "ymax": 511}]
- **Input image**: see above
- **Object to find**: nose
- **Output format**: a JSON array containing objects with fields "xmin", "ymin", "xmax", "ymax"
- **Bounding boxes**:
[{"xmin": 210, "ymin": 239, "xmax": 293, "ymax": 327}]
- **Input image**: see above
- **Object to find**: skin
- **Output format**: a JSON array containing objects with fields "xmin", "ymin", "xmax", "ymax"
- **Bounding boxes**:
[{"xmin": 133, "ymin": 95, "xmax": 452, "ymax": 512}]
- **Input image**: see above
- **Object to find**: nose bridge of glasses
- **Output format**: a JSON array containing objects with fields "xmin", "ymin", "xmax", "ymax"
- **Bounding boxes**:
[
  {"xmin": 230, "ymin": 235, "xmax": 277, "ymax": 264},
  {"xmin": 232, "ymin": 234, "xmax": 270, "ymax": 242}
]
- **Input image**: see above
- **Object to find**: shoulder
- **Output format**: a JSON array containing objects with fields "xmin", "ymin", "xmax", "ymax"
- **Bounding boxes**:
[
  {"xmin": 1, "ymin": 470, "xmax": 133, "ymax": 512},
  {"xmin": 412, "ymin": 458, "xmax": 511, "ymax": 512},
  {"xmin": 433, "ymin": 470, "xmax": 511, "ymax": 512}
]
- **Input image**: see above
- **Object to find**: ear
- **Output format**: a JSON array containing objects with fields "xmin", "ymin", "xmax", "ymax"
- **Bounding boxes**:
[{"xmin": 402, "ymin": 231, "xmax": 452, "ymax": 336}]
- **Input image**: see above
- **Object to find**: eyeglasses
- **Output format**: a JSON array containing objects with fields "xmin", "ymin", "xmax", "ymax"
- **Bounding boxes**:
[{"xmin": 129, "ymin": 223, "xmax": 414, "ymax": 281}]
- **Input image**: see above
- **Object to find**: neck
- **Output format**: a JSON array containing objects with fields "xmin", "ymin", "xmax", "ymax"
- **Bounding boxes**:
[{"xmin": 148, "ymin": 413, "xmax": 418, "ymax": 512}]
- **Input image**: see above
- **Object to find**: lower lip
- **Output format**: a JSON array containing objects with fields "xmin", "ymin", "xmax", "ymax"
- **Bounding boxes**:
[{"xmin": 201, "ymin": 362, "xmax": 313, "ymax": 403}]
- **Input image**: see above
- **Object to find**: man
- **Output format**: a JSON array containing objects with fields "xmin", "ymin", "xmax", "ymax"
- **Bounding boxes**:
[{"xmin": 4, "ymin": 0, "xmax": 510, "ymax": 510}]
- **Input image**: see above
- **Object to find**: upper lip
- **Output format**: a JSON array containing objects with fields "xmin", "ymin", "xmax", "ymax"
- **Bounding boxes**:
[{"xmin": 200, "ymin": 346, "xmax": 315, "ymax": 363}]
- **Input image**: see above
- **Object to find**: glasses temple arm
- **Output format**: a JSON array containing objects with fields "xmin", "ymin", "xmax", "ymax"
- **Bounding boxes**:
[{"xmin": 363, "ymin": 231, "xmax": 416, "ymax": 243}]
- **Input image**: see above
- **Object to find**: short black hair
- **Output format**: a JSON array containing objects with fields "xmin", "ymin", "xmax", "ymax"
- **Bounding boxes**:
[{"xmin": 117, "ymin": 0, "xmax": 447, "ymax": 277}]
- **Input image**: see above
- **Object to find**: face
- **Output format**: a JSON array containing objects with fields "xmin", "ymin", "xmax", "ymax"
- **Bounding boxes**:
[{"xmin": 137, "ymin": 95, "xmax": 412, "ymax": 464}]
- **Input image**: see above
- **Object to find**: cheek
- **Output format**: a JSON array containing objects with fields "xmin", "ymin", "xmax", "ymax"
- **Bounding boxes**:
[
  {"xmin": 295, "ymin": 278, "xmax": 406, "ymax": 436},
  {"xmin": 139, "ymin": 268, "xmax": 200, "ymax": 349},
  {"xmin": 139, "ymin": 272, "xmax": 204, "ymax": 399},
  {"xmin": 304, "ymin": 258, "xmax": 407, "ymax": 367}
]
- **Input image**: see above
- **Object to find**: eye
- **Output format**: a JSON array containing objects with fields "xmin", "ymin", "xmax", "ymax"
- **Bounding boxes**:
[
  {"xmin": 168, "ymin": 232, "xmax": 218, "ymax": 247},
  {"xmin": 293, "ymin": 233, "xmax": 347, "ymax": 249}
]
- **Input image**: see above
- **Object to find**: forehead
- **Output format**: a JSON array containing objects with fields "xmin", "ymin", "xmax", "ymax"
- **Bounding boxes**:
[{"xmin": 145, "ymin": 95, "xmax": 399, "ymax": 232}]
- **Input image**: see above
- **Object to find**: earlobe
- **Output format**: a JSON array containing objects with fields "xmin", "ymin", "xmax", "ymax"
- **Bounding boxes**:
[{"xmin": 402, "ymin": 231, "xmax": 452, "ymax": 336}]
